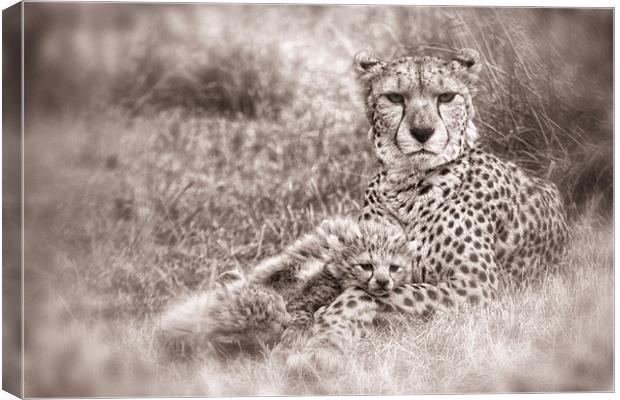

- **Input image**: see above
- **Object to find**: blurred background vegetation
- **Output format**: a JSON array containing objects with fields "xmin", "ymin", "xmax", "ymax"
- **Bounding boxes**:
[
  {"xmin": 24, "ymin": 5, "xmax": 612, "ymax": 217},
  {"xmin": 16, "ymin": 4, "xmax": 612, "ymax": 396}
]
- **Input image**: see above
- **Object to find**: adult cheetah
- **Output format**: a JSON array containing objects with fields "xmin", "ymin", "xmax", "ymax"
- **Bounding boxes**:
[
  {"xmin": 160, "ymin": 48, "xmax": 570, "ymax": 363},
  {"xmin": 297, "ymin": 48, "xmax": 569, "ymax": 357}
]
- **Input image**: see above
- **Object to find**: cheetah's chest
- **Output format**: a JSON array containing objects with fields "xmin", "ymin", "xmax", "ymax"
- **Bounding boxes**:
[
  {"xmin": 377, "ymin": 168, "xmax": 475, "ymax": 282},
  {"xmin": 375, "ymin": 151, "xmax": 567, "ymax": 285}
]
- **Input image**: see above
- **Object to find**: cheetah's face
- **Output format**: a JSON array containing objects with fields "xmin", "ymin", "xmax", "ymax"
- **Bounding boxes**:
[
  {"xmin": 327, "ymin": 221, "xmax": 416, "ymax": 295},
  {"xmin": 346, "ymin": 251, "xmax": 412, "ymax": 295},
  {"xmin": 354, "ymin": 49, "xmax": 481, "ymax": 171}
]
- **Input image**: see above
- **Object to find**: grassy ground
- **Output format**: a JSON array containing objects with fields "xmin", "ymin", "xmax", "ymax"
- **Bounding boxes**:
[
  {"xmin": 18, "ymin": 5, "xmax": 612, "ymax": 396},
  {"xmin": 22, "ymin": 112, "xmax": 613, "ymax": 396}
]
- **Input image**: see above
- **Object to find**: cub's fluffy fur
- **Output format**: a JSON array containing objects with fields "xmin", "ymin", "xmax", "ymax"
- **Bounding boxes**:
[
  {"xmin": 159, "ymin": 277, "xmax": 290, "ymax": 354},
  {"xmin": 250, "ymin": 218, "xmax": 416, "ymax": 346},
  {"xmin": 158, "ymin": 217, "xmax": 416, "ymax": 353}
]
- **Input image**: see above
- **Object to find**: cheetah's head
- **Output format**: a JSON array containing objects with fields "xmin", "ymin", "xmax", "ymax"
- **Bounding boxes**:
[
  {"xmin": 325, "ymin": 221, "xmax": 416, "ymax": 296},
  {"xmin": 354, "ymin": 48, "xmax": 481, "ymax": 172}
]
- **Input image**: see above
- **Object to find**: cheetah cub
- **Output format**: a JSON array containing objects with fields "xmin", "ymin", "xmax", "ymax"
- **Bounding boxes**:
[
  {"xmin": 249, "ymin": 217, "xmax": 418, "ymax": 347},
  {"xmin": 158, "ymin": 218, "xmax": 416, "ymax": 355}
]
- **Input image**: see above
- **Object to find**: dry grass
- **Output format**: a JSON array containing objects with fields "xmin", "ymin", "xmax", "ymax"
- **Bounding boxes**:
[
  {"xmin": 24, "ymin": 207, "xmax": 613, "ymax": 396},
  {"xmin": 17, "ymin": 5, "xmax": 613, "ymax": 397}
]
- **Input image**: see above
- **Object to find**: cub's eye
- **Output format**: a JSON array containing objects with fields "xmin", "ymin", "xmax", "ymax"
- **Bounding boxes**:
[
  {"xmin": 385, "ymin": 93, "xmax": 404, "ymax": 104},
  {"xmin": 437, "ymin": 93, "xmax": 456, "ymax": 103},
  {"xmin": 389, "ymin": 264, "xmax": 401, "ymax": 273},
  {"xmin": 359, "ymin": 263, "xmax": 374, "ymax": 272}
]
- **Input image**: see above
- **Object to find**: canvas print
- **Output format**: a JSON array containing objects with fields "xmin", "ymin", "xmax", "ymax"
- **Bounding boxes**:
[{"xmin": 2, "ymin": 3, "xmax": 613, "ymax": 397}]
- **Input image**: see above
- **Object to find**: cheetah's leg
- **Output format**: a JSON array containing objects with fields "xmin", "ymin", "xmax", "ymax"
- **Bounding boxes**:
[
  {"xmin": 291, "ymin": 267, "xmax": 500, "ymax": 371},
  {"xmin": 285, "ymin": 287, "xmax": 377, "ymax": 373}
]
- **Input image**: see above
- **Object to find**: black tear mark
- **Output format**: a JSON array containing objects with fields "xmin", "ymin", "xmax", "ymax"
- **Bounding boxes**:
[{"xmin": 393, "ymin": 105, "xmax": 406, "ymax": 153}]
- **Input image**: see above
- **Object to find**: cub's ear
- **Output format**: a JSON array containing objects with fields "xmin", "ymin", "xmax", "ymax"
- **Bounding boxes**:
[
  {"xmin": 353, "ymin": 50, "xmax": 384, "ymax": 78},
  {"xmin": 452, "ymin": 48, "xmax": 482, "ymax": 84},
  {"xmin": 319, "ymin": 217, "xmax": 361, "ymax": 248},
  {"xmin": 405, "ymin": 240, "xmax": 419, "ymax": 257},
  {"xmin": 367, "ymin": 127, "xmax": 375, "ymax": 142},
  {"xmin": 217, "ymin": 269, "xmax": 245, "ymax": 285}
]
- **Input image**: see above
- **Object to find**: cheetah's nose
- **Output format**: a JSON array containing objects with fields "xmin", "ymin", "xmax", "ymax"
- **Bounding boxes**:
[
  {"xmin": 410, "ymin": 126, "xmax": 435, "ymax": 143},
  {"xmin": 375, "ymin": 276, "xmax": 391, "ymax": 288}
]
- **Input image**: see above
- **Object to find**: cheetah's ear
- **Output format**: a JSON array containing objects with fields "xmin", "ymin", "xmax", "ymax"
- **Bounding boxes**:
[
  {"xmin": 325, "ymin": 234, "xmax": 346, "ymax": 253},
  {"xmin": 465, "ymin": 119, "xmax": 478, "ymax": 147},
  {"xmin": 353, "ymin": 50, "xmax": 384, "ymax": 78},
  {"xmin": 367, "ymin": 127, "xmax": 373, "ymax": 141},
  {"xmin": 217, "ymin": 270, "xmax": 246, "ymax": 285},
  {"xmin": 405, "ymin": 240, "xmax": 419, "ymax": 258},
  {"xmin": 452, "ymin": 48, "xmax": 482, "ymax": 84},
  {"xmin": 319, "ymin": 217, "xmax": 361, "ymax": 248}
]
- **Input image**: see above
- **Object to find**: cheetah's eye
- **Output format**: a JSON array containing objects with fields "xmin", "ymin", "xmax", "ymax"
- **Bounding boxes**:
[
  {"xmin": 438, "ymin": 93, "xmax": 456, "ymax": 103},
  {"xmin": 385, "ymin": 93, "xmax": 404, "ymax": 104},
  {"xmin": 359, "ymin": 263, "xmax": 374, "ymax": 272},
  {"xmin": 389, "ymin": 264, "xmax": 401, "ymax": 273}
]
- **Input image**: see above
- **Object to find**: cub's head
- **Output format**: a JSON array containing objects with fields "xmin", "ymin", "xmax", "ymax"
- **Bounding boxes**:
[
  {"xmin": 321, "ymin": 220, "xmax": 416, "ymax": 296},
  {"xmin": 354, "ymin": 48, "xmax": 481, "ymax": 171}
]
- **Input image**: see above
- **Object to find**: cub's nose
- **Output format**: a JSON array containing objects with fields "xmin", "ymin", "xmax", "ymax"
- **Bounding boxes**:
[
  {"xmin": 375, "ymin": 276, "xmax": 391, "ymax": 288},
  {"xmin": 410, "ymin": 126, "xmax": 435, "ymax": 143}
]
